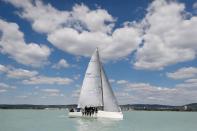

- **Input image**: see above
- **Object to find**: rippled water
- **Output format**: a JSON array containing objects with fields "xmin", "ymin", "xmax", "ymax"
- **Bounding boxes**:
[{"xmin": 0, "ymin": 109, "xmax": 197, "ymax": 131}]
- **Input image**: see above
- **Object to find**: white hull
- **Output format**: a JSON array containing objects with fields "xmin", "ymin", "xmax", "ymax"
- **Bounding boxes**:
[{"xmin": 68, "ymin": 111, "xmax": 123, "ymax": 120}]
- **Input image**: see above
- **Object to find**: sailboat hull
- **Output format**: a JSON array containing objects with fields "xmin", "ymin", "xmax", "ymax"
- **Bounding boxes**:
[{"xmin": 68, "ymin": 111, "xmax": 123, "ymax": 120}]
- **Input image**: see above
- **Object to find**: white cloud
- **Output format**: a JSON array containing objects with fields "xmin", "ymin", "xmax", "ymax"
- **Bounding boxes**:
[
  {"xmin": 71, "ymin": 89, "xmax": 80, "ymax": 98},
  {"xmin": 40, "ymin": 96, "xmax": 47, "ymax": 99},
  {"xmin": 0, "ymin": 64, "xmax": 8, "ymax": 73},
  {"xmin": 0, "ymin": 64, "xmax": 38, "ymax": 79},
  {"xmin": 115, "ymin": 80, "xmax": 197, "ymax": 105},
  {"xmin": 23, "ymin": 76, "xmax": 73, "ymax": 85},
  {"xmin": 47, "ymin": 25, "xmax": 142, "ymax": 60},
  {"xmin": 185, "ymin": 78, "xmax": 197, "ymax": 83},
  {"xmin": 134, "ymin": 0, "xmax": 197, "ymax": 70},
  {"xmin": 193, "ymin": 2, "xmax": 197, "ymax": 14},
  {"xmin": 176, "ymin": 82, "xmax": 197, "ymax": 89},
  {"xmin": 176, "ymin": 76, "xmax": 197, "ymax": 89},
  {"xmin": 166, "ymin": 67, "xmax": 197, "ymax": 80},
  {"xmin": 7, "ymin": 68, "xmax": 38, "ymax": 79},
  {"xmin": 0, "ymin": 83, "xmax": 10, "ymax": 88},
  {"xmin": 4, "ymin": 0, "xmax": 115, "ymax": 34},
  {"xmin": 4, "ymin": 0, "xmax": 197, "ymax": 70},
  {"xmin": 52, "ymin": 59, "xmax": 70, "ymax": 69},
  {"xmin": 41, "ymin": 88, "xmax": 61, "ymax": 97},
  {"xmin": 17, "ymin": 95, "xmax": 28, "ymax": 98},
  {"xmin": 0, "ymin": 19, "xmax": 51, "ymax": 67},
  {"xmin": 109, "ymin": 79, "xmax": 115, "ymax": 83},
  {"xmin": 41, "ymin": 89, "xmax": 60, "ymax": 93},
  {"xmin": 125, "ymin": 82, "xmax": 175, "ymax": 92},
  {"xmin": 0, "ymin": 82, "xmax": 16, "ymax": 89},
  {"xmin": 116, "ymin": 80, "xmax": 128, "ymax": 84},
  {"xmin": 3, "ymin": 0, "xmax": 70, "ymax": 33},
  {"xmin": 0, "ymin": 64, "xmax": 74, "ymax": 86},
  {"xmin": 0, "ymin": 89, "xmax": 7, "ymax": 93},
  {"xmin": 5, "ymin": 0, "xmax": 142, "ymax": 61},
  {"xmin": 71, "ymin": 4, "xmax": 115, "ymax": 33},
  {"xmin": 193, "ymin": 2, "xmax": 197, "ymax": 9},
  {"xmin": 73, "ymin": 74, "xmax": 80, "ymax": 80}
]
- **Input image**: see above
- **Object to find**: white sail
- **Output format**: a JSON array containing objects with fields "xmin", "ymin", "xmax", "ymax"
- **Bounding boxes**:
[
  {"xmin": 70, "ymin": 48, "xmax": 123, "ymax": 119},
  {"xmin": 77, "ymin": 49, "xmax": 103, "ymax": 108},
  {"xmin": 101, "ymin": 66, "xmax": 121, "ymax": 112}
]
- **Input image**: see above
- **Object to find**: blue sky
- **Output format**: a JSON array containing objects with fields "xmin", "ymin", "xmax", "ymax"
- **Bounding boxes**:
[{"xmin": 0, "ymin": 0, "xmax": 197, "ymax": 105}]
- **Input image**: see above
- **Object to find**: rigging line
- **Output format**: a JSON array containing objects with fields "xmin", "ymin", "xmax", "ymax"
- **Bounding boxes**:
[{"xmin": 97, "ymin": 48, "xmax": 104, "ymax": 109}]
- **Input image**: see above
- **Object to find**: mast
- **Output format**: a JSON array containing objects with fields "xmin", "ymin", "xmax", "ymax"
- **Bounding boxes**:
[{"xmin": 97, "ymin": 47, "xmax": 104, "ymax": 109}]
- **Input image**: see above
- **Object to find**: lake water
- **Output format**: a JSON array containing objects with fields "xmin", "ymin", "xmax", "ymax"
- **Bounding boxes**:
[{"xmin": 0, "ymin": 110, "xmax": 197, "ymax": 131}]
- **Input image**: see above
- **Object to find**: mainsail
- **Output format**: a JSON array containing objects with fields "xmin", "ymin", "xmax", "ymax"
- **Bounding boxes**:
[
  {"xmin": 77, "ymin": 48, "xmax": 121, "ymax": 112},
  {"xmin": 77, "ymin": 49, "xmax": 103, "ymax": 108}
]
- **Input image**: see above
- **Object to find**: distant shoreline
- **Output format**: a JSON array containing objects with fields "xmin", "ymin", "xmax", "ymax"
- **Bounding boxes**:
[{"xmin": 0, "ymin": 103, "xmax": 196, "ymax": 111}]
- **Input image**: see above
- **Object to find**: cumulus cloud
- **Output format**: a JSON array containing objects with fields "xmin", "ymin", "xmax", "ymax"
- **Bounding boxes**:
[
  {"xmin": 109, "ymin": 79, "xmax": 115, "ymax": 83},
  {"xmin": 41, "ymin": 89, "xmax": 60, "ymax": 93},
  {"xmin": 176, "ymin": 74, "xmax": 197, "ymax": 89},
  {"xmin": 0, "ymin": 64, "xmax": 38, "ymax": 79},
  {"xmin": 4, "ymin": 0, "xmax": 142, "ymax": 61},
  {"xmin": 41, "ymin": 89, "xmax": 61, "ymax": 97},
  {"xmin": 166, "ymin": 67, "xmax": 197, "ymax": 80},
  {"xmin": 3, "ymin": 0, "xmax": 70, "ymax": 33},
  {"xmin": 3, "ymin": 0, "xmax": 197, "ymax": 70},
  {"xmin": 73, "ymin": 74, "xmax": 80, "ymax": 80},
  {"xmin": 71, "ymin": 89, "xmax": 80, "ymax": 98},
  {"xmin": 0, "ymin": 19, "xmax": 51, "ymax": 67},
  {"xmin": 176, "ymin": 82, "xmax": 197, "ymax": 89},
  {"xmin": 193, "ymin": 2, "xmax": 197, "ymax": 10},
  {"xmin": 16, "ymin": 95, "xmax": 28, "ymax": 98},
  {"xmin": 52, "ymin": 59, "xmax": 70, "ymax": 69},
  {"xmin": 48, "ymin": 25, "xmax": 142, "ymax": 60},
  {"xmin": 0, "ymin": 82, "xmax": 16, "ymax": 89},
  {"xmin": 4, "ymin": 0, "xmax": 115, "ymax": 34},
  {"xmin": 0, "ymin": 82, "xmax": 16, "ymax": 93},
  {"xmin": 115, "ymin": 81, "xmax": 197, "ymax": 105},
  {"xmin": 0, "ymin": 64, "xmax": 9, "ymax": 73},
  {"xmin": 23, "ymin": 76, "xmax": 73, "ymax": 85},
  {"xmin": 116, "ymin": 80, "xmax": 128, "ymax": 84},
  {"xmin": 0, "ymin": 89, "xmax": 7, "ymax": 93},
  {"xmin": 7, "ymin": 68, "xmax": 38, "ymax": 79},
  {"xmin": 71, "ymin": 4, "xmax": 115, "ymax": 33},
  {"xmin": 0, "ymin": 64, "xmax": 73, "ymax": 85},
  {"xmin": 134, "ymin": 0, "xmax": 197, "ymax": 70},
  {"xmin": 185, "ymin": 78, "xmax": 197, "ymax": 83}
]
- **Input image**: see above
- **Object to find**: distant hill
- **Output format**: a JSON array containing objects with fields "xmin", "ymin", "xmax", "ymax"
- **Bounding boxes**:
[
  {"xmin": 120, "ymin": 104, "xmax": 180, "ymax": 111},
  {"xmin": 0, "ymin": 104, "xmax": 77, "ymax": 109},
  {"xmin": 185, "ymin": 103, "xmax": 197, "ymax": 107},
  {"xmin": 0, "ymin": 103, "xmax": 196, "ymax": 111},
  {"xmin": 184, "ymin": 103, "xmax": 197, "ymax": 111},
  {"xmin": 120, "ymin": 103, "xmax": 197, "ymax": 111}
]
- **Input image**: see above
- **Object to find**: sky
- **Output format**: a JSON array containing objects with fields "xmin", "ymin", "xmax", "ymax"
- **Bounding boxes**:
[{"xmin": 0, "ymin": 0, "xmax": 197, "ymax": 105}]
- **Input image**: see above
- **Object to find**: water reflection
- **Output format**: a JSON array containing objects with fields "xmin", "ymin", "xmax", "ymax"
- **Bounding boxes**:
[{"xmin": 75, "ymin": 118, "xmax": 121, "ymax": 131}]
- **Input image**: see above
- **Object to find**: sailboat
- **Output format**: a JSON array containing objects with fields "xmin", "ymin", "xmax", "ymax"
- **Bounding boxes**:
[{"xmin": 68, "ymin": 48, "xmax": 123, "ymax": 119}]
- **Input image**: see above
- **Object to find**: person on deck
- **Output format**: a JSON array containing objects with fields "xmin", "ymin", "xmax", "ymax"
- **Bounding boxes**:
[
  {"xmin": 81, "ymin": 108, "xmax": 85, "ymax": 116},
  {"xmin": 69, "ymin": 108, "xmax": 74, "ymax": 112},
  {"xmin": 85, "ymin": 106, "xmax": 87, "ymax": 115}
]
